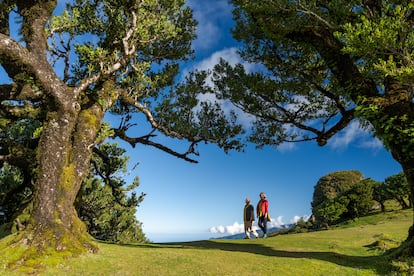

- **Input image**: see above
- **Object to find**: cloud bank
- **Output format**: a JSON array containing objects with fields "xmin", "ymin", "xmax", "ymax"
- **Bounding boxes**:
[{"xmin": 209, "ymin": 215, "xmax": 310, "ymax": 235}]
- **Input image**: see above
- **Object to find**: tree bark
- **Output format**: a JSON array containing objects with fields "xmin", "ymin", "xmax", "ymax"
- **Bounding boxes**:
[
  {"xmin": 20, "ymin": 109, "xmax": 92, "ymax": 253},
  {"xmin": 20, "ymin": 94, "xmax": 110, "ymax": 252}
]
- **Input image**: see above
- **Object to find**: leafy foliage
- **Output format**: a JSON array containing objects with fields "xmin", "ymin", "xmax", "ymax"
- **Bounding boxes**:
[
  {"xmin": 75, "ymin": 142, "xmax": 147, "ymax": 244},
  {"xmin": 313, "ymin": 199, "xmax": 348, "ymax": 227},
  {"xmin": 0, "ymin": 163, "xmax": 28, "ymax": 222},
  {"xmin": 311, "ymin": 170, "xmax": 365, "ymax": 209},
  {"xmin": 339, "ymin": 178, "xmax": 375, "ymax": 219}
]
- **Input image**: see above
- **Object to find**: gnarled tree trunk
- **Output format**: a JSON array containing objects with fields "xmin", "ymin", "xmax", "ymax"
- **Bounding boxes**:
[
  {"xmin": 17, "ymin": 102, "xmax": 106, "ymax": 256},
  {"xmin": 1, "ymin": 1, "xmax": 100, "ymax": 257}
]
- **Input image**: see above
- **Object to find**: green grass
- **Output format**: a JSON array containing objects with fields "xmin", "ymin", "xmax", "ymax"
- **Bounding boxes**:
[{"xmin": 1, "ymin": 209, "xmax": 413, "ymax": 275}]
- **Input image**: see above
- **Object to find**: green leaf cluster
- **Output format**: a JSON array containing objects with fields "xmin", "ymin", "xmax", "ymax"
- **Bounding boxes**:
[{"xmin": 336, "ymin": 3, "xmax": 414, "ymax": 80}]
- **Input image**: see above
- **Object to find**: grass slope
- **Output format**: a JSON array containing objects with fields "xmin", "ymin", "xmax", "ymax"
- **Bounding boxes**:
[{"xmin": 0, "ymin": 209, "xmax": 412, "ymax": 275}]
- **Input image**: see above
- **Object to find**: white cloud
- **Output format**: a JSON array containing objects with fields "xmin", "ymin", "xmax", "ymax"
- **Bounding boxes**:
[
  {"xmin": 290, "ymin": 214, "xmax": 311, "ymax": 224},
  {"xmin": 209, "ymin": 221, "xmax": 244, "ymax": 235},
  {"xmin": 180, "ymin": 47, "xmax": 241, "ymax": 83},
  {"xmin": 187, "ymin": 0, "xmax": 233, "ymax": 51},
  {"xmin": 268, "ymin": 215, "xmax": 284, "ymax": 228},
  {"xmin": 209, "ymin": 225, "xmax": 225, "ymax": 234},
  {"xmin": 329, "ymin": 121, "xmax": 383, "ymax": 150},
  {"xmin": 291, "ymin": 215, "xmax": 302, "ymax": 224},
  {"xmin": 359, "ymin": 137, "xmax": 383, "ymax": 149},
  {"xmin": 226, "ymin": 222, "xmax": 244, "ymax": 235},
  {"xmin": 192, "ymin": 47, "xmax": 241, "ymax": 73}
]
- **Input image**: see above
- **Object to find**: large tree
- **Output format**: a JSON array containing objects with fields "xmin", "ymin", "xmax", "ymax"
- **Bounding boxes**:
[
  {"xmin": 196, "ymin": 1, "xmax": 414, "ymax": 255},
  {"xmin": 0, "ymin": 0, "xmax": 242, "ymax": 260}
]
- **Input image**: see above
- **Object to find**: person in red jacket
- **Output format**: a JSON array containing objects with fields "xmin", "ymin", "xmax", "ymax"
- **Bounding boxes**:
[{"xmin": 256, "ymin": 192, "xmax": 269, "ymax": 238}]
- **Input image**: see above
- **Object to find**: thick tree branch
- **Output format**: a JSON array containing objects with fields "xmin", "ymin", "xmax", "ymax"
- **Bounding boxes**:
[
  {"xmin": 114, "ymin": 130, "xmax": 198, "ymax": 163},
  {"xmin": 0, "ymin": 34, "xmax": 72, "ymax": 111},
  {"xmin": 119, "ymin": 90, "xmax": 201, "ymax": 141},
  {"xmin": 287, "ymin": 29, "xmax": 378, "ymax": 100}
]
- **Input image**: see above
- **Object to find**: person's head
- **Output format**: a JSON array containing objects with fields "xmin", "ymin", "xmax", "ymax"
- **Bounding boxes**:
[
  {"xmin": 259, "ymin": 192, "xmax": 266, "ymax": 199},
  {"xmin": 245, "ymin": 198, "xmax": 250, "ymax": 204}
]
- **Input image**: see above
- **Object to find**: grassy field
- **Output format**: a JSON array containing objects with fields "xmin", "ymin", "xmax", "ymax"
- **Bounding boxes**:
[{"xmin": 0, "ymin": 209, "xmax": 413, "ymax": 275}]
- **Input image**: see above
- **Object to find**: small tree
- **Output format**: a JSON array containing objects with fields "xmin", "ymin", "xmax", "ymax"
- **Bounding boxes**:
[
  {"xmin": 372, "ymin": 180, "xmax": 392, "ymax": 212},
  {"xmin": 385, "ymin": 172, "xmax": 411, "ymax": 209},
  {"xmin": 75, "ymin": 142, "xmax": 147, "ymax": 244}
]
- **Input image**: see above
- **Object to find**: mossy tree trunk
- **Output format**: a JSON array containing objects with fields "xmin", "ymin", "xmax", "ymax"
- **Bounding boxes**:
[
  {"xmin": 0, "ymin": 1, "xmax": 98, "ymax": 255},
  {"xmin": 23, "ymin": 104, "xmax": 105, "ymax": 254}
]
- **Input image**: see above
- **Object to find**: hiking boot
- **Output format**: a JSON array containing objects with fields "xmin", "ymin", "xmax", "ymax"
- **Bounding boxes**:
[{"xmin": 263, "ymin": 234, "xmax": 267, "ymax": 238}]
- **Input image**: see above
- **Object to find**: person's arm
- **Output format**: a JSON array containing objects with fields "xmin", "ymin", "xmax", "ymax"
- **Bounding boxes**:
[
  {"xmin": 249, "ymin": 205, "xmax": 254, "ymax": 221},
  {"xmin": 264, "ymin": 201, "xmax": 269, "ymax": 216}
]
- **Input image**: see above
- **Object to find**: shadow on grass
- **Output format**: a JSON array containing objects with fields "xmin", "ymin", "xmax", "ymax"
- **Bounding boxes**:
[{"xmin": 152, "ymin": 240, "xmax": 390, "ymax": 274}]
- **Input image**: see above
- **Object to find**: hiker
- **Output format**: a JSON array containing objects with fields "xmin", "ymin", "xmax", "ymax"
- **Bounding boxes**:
[
  {"xmin": 257, "ymin": 192, "xmax": 269, "ymax": 238},
  {"xmin": 243, "ymin": 198, "xmax": 259, "ymax": 239}
]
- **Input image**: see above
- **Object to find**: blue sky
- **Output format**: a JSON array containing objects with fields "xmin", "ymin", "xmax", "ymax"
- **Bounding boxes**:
[
  {"xmin": 128, "ymin": 0, "xmax": 402, "ymax": 242},
  {"xmin": 1, "ymin": 1, "xmax": 403, "ymax": 243}
]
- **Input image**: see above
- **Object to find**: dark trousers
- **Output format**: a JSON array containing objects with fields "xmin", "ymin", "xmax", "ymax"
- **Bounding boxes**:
[{"xmin": 258, "ymin": 216, "xmax": 268, "ymax": 234}]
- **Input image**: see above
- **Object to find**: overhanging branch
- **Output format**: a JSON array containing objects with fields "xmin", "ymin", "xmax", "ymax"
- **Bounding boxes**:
[{"xmin": 114, "ymin": 130, "xmax": 198, "ymax": 163}]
